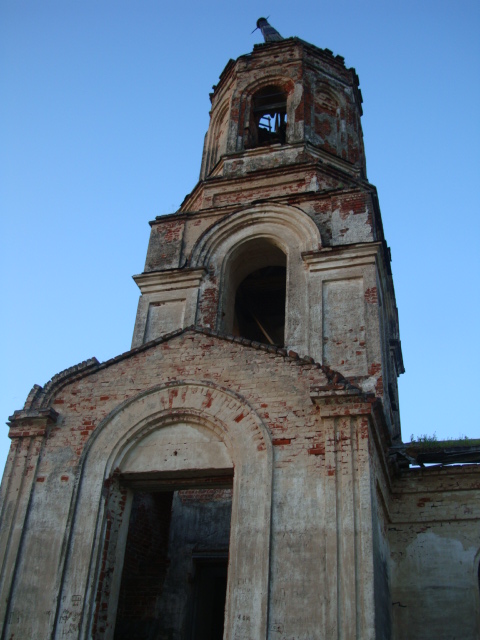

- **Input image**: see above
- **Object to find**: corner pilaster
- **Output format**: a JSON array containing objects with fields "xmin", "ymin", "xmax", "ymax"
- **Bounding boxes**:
[{"xmin": 0, "ymin": 409, "xmax": 58, "ymax": 632}]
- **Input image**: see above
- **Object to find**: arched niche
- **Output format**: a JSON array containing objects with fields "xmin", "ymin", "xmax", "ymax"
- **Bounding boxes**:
[
  {"xmin": 311, "ymin": 83, "xmax": 360, "ymax": 163},
  {"xmin": 190, "ymin": 203, "xmax": 321, "ymax": 351},
  {"xmin": 53, "ymin": 382, "xmax": 273, "ymax": 640},
  {"xmin": 201, "ymin": 99, "xmax": 231, "ymax": 179},
  {"xmin": 315, "ymin": 84, "xmax": 344, "ymax": 116}
]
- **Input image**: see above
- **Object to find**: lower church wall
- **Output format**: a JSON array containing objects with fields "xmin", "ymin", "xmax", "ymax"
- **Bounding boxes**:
[
  {"xmin": 2, "ymin": 331, "xmax": 478, "ymax": 638},
  {"xmin": 389, "ymin": 466, "xmax": 480, "ymax": 640},
  {"xmin": 0, "ymin": 332, "xmax": 382, "ymax": 638}
]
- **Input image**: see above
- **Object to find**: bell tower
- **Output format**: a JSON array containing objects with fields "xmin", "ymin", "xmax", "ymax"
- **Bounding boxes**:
[
  {"xmin": 3, "ymin": 24, "xmax": 479, "ymax": 640},
  {"xmin": 132, "ymin": 36, "xmax": 403, "ymax": 438},
  {"xmin": 199, "ymin": 39, "xmax": 365, "ymax": 180}
]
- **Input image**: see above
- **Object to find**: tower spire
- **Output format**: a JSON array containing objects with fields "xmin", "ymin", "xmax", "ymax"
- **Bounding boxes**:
[{"xmin": 252, "ymin": 17, "xmax": 283, "ymax": 42}]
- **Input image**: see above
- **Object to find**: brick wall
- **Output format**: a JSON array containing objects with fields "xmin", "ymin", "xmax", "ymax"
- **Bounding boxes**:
[{"xmin": 111, "ymin": 492, "xmax": 172, "ymax": 639}]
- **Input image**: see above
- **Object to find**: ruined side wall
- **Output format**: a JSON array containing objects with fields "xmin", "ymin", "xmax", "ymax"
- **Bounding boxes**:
[{"xmin": 389, "ymin": 466, "xmax": 480, "ymax": 640}]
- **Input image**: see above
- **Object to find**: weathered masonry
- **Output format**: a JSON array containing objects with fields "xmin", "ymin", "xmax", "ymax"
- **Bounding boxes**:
[{"xmin": 1, "ymin": 30, "xmax": 479, "ymax": 640}]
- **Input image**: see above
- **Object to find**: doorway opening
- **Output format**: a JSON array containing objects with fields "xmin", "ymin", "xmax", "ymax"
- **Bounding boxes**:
[
  {"xmin": 190, "ymin": 555, "xmax": 228, "ymax": 640},
  {"xmin": 113, "ymin": 483, "xmax": 232, "ymax": 640}
]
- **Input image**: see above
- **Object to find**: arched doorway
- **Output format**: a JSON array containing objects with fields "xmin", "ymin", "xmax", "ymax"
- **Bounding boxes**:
[
  {"xmin": 110, "ymin": 421, "xmax": 234, "ymax": 640},
  {"xmin": 54, "ymin": 383, "xmax": 272, "ymax": 640}
]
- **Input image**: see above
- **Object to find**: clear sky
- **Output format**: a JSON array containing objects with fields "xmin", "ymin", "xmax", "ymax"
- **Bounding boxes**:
[{"xmin": 1, "ymin": 0, "xmax": 479, "ymax": 472}]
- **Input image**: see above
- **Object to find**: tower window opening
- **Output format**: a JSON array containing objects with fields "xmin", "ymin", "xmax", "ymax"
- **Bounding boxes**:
[
  {"xmin": 233, "ymin": 266, "xmax": 286, "ymax": 347},
  {"xmin": 252, "ymin": 86, "xmax": 287, "ymax": 146}
]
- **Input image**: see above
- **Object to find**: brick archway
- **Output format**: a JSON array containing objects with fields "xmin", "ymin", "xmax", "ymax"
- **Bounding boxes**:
[{"xmin": 54, "ymin": 381, "xmax": 272, "ymax": 640}]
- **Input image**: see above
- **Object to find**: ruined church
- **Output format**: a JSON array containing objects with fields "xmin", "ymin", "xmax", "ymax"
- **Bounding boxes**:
[{"xmin": 1, "ymin": 24, "xmax": 479, "ymax": 640}]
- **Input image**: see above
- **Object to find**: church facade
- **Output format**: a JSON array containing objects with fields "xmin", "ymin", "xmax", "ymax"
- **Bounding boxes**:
[{"xmin": 1, "ymin": 35, "xmax": 479, "ymax": 640}]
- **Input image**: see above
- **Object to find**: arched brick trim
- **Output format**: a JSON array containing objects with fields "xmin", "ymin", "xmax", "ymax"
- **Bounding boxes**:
[
  {"xmin": 189, "ymin": 203, "xmax": 321, "ymax": 347},
  {"xmin": 190, "ymin": 202, "xmax": 321, "ymax": 268},
  {"xmin": 241, "ymin": 74, "xmax": 295, "ymax": 98},
  {"xmin": 54, "ymin": 381, "xmax": 273, "ymax": 640}
]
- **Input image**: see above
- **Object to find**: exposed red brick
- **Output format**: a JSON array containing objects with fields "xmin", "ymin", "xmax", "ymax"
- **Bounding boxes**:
[
  {"xmin": 308, "ymin": 445, "xmax": 325, "ymax": 455},
  {"xmin": 368, "ymin": 362, "xmax": 382, "ymax": 376},
  {"xmin": 364, "ymin": 287, "xmax": 378, "ymax": 304}
]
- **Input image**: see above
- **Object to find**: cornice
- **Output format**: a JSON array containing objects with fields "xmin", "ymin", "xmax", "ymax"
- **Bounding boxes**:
[
  {"xmin": 302, "ymin": 242, "xmax": 382, "ymax": 271},
  {"xmin": 7, "ymin": 408, "xmax": 59, "ymax": 438},
  {"xmin": 133, "ymin": 268, "xmax": 207, "ymax": 294}
]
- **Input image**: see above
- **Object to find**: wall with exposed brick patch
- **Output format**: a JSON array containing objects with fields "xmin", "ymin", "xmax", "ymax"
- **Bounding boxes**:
[
  {"xmin": 1, "ymin": 331, "xmax": 386, "ymax": 638},
  {"xmin": 129, "ymin": 37, "xmax": 399, "ymax": 441},
  {"xmin": 144, "ymin": 218, "xmax": 185, "ymax": 271}
]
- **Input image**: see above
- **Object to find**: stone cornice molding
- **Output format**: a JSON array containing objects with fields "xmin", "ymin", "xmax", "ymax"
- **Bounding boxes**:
[
  {"xmin": 309, "ymin": 390, "xmax": 374, "ymax": 416},
  {"xmin": 7, "ymin": 408, "xmax": 59, "ymax": 438},
  {"xmin": 302, "ymin": 242, "xmax": 382, "ymax": 271},
  {"xmin": 133, "ymin": 268, "xmax": 207, "ymax": 295},
  {"xmin": 181, "ymin": 145, "xmax": 366, "ymax": 211}
]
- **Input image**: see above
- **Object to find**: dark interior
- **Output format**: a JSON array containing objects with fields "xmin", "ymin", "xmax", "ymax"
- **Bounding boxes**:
[
  {"xmin": 234, "ymin": 265, "xmax": 286, "ymax": 347},
  {"xmin": 253, "ymin": 86, "xmax": 287, "ymax": 146}
]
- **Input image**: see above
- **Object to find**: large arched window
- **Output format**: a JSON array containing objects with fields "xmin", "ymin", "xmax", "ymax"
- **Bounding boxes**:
[
  {"xmin": 222, "ymin": 238, "xmax": 287, "ymax": 347},
  {"xmin": 234, "ymin": 266, "xmax": 286, "ymax": 346}
]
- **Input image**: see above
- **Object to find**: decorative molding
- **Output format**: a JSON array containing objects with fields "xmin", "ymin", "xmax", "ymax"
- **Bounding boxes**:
[
  {"xmin": 190, "ymin": 202, "xmax": 322, "ymax": 267},
  {"xmin": 7, "ymin": 408, "xmax": 59, "ymax": 438},
  {"xmin": 133, "ymin": 268, "xmax": 206, "ymax": 295},
  {"xmin": 302, "ymin": 242, "xmax": 381, "ymax": 272}
]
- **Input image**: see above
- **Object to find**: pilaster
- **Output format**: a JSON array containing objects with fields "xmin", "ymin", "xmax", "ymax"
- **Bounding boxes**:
[{"xmin": 0, "ymin": 409, "xmax": 58, "ymax": 634}]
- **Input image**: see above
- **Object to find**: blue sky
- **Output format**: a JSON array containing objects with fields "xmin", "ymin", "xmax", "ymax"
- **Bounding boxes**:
[{"xmin": 1, "ymin": 0, "xmax": 479, "ymax": 471}]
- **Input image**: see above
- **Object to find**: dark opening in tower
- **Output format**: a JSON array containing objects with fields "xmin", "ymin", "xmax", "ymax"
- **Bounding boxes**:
[
  {"xmin": 234, "ymin": 265, "xmax": 286, "ymax": 347},
  {"xmin": 252, "ymin": 85, "xmax": 287, "ymax": 146}
]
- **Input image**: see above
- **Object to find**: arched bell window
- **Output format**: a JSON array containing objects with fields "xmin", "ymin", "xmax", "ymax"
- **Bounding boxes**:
[
  {"xmin": 251, "ymin": 85, "xmax": 288, "ymax": 147},
  {"xmin": 222, "ymin": 238, "xmax": 287, "ymax": 347},
  {"xmin": 234, "ymin": 266, "xmax": 286, "ymax": 347}
]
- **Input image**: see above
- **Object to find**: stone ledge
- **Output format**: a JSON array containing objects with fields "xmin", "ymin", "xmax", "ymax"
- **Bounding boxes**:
[{"xmin": 7, "ymin": 408, "xmax": 59, "ymax": 438}]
